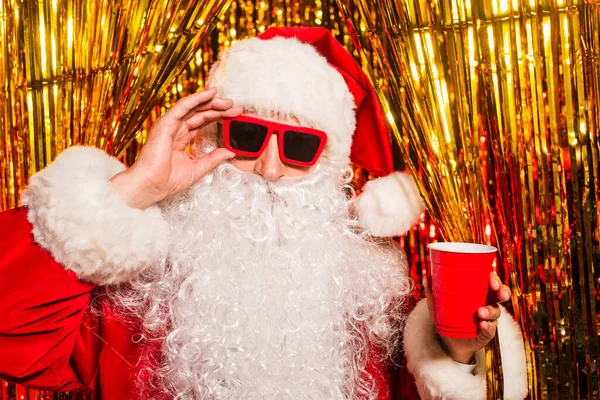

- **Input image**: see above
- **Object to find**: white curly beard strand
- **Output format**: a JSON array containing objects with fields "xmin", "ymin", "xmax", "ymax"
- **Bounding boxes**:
[{"xmin": 114, "ymin": 161, "xmax": 412, "ymax": 400}]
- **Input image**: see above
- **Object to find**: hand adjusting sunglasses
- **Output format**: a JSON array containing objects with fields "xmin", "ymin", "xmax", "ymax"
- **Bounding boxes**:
[{"xmin": 221, "ymin": 115, "xmax": 327, "ymax": 167}]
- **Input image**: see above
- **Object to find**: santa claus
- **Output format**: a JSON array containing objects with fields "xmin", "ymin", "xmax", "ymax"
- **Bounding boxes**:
[{"xmin": 0, "ymin": 28, "xmax": 527, "ymax": 399}]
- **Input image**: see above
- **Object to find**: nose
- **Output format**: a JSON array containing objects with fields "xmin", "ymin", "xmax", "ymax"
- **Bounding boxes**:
[{"xmin": 254, "ymin": 134, "xmax": 285, "ymax": 181}]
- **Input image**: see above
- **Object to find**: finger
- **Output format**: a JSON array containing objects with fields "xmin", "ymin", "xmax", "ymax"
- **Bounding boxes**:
[
  {"xmin": 185, "ymin": 107, "xmax": 244, "ymax": 131},
  {"xmin": 190, "ymin": 148, "xmax": 235, "ymax": 183},
  {"xmin": 168, "ymin": 88, "xmax": 218, "ymax": 119},
  {"xmin": 195, "ymin": 97, "xmax": 236, "ymax": 111},
  {"xmin": 487, "ymin": 283, "xmax": 512, "ymax": 304},
  {"xmin": 478, "ymin": 304, "xmax": 501, "ymax": 321},
  {"xmin": 423, "ymin": 275, "xmax": 434, "ymax": 316},
  {"xmin": 498, "ymin": 285, "xmax": 511, "ymax": 302},
  {"xmin": 477, "ymin": 319, "xmax": 498, "ymax": 344},
  {"xmin": 182, "ymin": 98, "xmax": 237, "ymax": 120},
  {"xmin": 489, "ymin": 272, "xmax": 502, "ymax": 291}
]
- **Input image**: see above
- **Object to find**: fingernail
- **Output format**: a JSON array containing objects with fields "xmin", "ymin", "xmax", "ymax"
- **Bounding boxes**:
[
  {"xmin": 480, "ymin": 307, "xmax": 488, "ymax": 317},
  {"xmin": 480, "ymin": 321, "xmax": 489, "ymax": 330}
]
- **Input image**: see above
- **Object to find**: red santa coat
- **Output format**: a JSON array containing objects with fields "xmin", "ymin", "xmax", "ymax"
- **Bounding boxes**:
[
  {"xmin": 0, "ymin": 147, "xmax": 528, "ymax": 400},
  {"xmin": 0, "ymin": 207, "xmax": 414, "ymax": 399}
]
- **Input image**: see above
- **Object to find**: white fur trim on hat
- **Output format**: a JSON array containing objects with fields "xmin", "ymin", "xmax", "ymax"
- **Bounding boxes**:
[
  {"xmin": 403, "ymin": 299, "xmax": 529, "ymax": 400},
  {"xmin": 208, "ymin": 36, "xmax": 356, "ymax": 168},
  {"xmin": 22, "ymin": 146, "xmax": 170, "ymax": 286},
  {"xmin": 355, "ymin": 172, "xmax": 425, "ymax": 237}
]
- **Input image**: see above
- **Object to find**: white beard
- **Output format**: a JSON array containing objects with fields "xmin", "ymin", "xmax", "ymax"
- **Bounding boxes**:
[{"xmin": 116, "ymin": 161, "xmax": 411, "ymax": 400}]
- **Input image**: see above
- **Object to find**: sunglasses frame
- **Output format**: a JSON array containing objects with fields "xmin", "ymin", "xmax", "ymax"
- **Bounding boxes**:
[{"xmin": 222, "ymin": 115, "xmax": 328, "ymax": 167}]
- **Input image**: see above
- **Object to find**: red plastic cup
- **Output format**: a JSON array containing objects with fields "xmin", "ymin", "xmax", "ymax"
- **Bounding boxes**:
[{"xmin": 427, "ymin": 242, "xmax": 497, "ymax": 338}]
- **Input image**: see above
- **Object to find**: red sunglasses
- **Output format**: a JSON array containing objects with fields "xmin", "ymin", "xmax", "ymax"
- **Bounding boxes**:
[{"xmin": 221, "ymin": 115, "xmax": 327, "ymax": 167}]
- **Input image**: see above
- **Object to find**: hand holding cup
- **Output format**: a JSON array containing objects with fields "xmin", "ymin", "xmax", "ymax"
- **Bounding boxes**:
[{"xmin": 424, "ymin": 242, "xmax": 512, "ymax": 364}]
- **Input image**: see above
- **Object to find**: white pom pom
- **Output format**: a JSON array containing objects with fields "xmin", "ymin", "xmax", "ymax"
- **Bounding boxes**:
[{"xmin": 355, "ymin": 172, "xmax": 425, "ymax": 237}]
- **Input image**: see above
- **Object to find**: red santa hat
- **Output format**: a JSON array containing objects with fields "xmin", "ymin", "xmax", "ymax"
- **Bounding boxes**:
[{"xmin": 207, "ymin": 27, "xmax": 424, "ymax": 236}]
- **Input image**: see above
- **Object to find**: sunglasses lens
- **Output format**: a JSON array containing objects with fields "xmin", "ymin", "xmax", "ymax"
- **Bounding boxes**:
[
  {"xmin": 282, "ymin": 130, "xmax": 322, "ymax": 163},
  {"xmin": 229, "ymin": 121, "xmax": 269, "ymax": 153}
]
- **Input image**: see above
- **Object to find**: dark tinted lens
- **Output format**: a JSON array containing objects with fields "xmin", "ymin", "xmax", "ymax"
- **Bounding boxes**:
[
  {"xmin": 229, "ymin": 121, "xmax": 269, "ymax": 153},
  {"xmin": 282, "ymin": 130, "xmax": 322, "ymax": 162}
]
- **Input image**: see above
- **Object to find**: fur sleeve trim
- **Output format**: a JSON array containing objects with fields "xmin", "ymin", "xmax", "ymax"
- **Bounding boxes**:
[
  {"xmin": 403, "ymin": 298, "xmax": 528, "ymax": 400},
  {"xmin": 21, "ymin": 146, "xmax": 169, "ymax": 285}
]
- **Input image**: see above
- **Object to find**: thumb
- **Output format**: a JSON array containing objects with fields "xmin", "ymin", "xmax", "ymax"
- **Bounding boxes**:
[{"xmin": 191, "ymin": 148, "xmax": 235, "ymax": 183}]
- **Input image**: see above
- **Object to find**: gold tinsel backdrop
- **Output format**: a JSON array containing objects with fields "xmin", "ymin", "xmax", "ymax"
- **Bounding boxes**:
[
  {"xmin": 0, "ymin": 1, "xmax": 598, "ymax": 399},
  {"xmin": 338, "ymin": 0, "xmax": 600, "ymax": 399}
]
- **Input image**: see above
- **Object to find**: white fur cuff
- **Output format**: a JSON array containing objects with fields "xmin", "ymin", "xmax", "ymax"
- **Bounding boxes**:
[
  {"xmin": 403, "ymin": 299, "xmax": 528, "ymax": 400},
  {"xmin": 22, "ymin": 146, "xmax": 170, "ymax": 285}
]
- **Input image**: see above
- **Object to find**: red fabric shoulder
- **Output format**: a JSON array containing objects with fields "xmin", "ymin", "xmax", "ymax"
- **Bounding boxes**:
[
  {"xmin": 393, "ymin": 295, "xmax": 422, "ymax": 400},
  {"xmin": 0, "ymin": 208, "xmax": 97, "ymax": 390}
]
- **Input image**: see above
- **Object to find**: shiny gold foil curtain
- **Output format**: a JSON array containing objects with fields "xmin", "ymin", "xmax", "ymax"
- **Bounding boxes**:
[
  {"xmin": 0, "ymin": 0, "xmax": 233, "ymax": 210},
  {"xmin": 338, "ymin": 0, "xmax": 600, "ymax": 398},
  {"xmin": 3, "ymin": 0, "xmax": 599, "ymax": 399}
]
